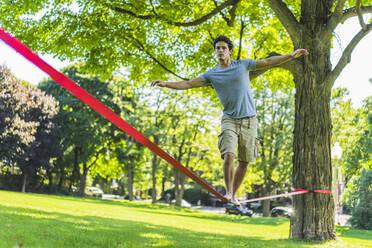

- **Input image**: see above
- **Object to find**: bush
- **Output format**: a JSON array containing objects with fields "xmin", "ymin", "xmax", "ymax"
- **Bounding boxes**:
[{"xmin": 348, "ymin": 169, "xmax": 372, "ymax": 230}]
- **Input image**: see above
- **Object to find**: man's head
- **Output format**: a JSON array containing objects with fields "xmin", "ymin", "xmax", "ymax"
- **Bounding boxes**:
[{"xmin": 213, "ymin": 35, "xmax": 233, "ymax": 61}]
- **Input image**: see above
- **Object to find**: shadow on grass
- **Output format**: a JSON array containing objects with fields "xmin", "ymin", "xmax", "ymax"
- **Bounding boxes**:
[
  {"xmin": 9, "ymin": 192, "xmax": 288, "ymax": 226},
  {"xmin": 0, "ymin": 204, "xmax": 326, "ymax": 248}
]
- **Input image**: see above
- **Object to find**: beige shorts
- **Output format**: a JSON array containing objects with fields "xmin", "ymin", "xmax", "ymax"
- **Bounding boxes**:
[{"xmin": 218, "ymin": 115, "xmax": 260, "ymax": 162}]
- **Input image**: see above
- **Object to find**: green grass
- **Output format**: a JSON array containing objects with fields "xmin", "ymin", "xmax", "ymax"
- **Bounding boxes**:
[{"xmin": 0, "ymin": 190, "xmax": 371, "ymax": 248}]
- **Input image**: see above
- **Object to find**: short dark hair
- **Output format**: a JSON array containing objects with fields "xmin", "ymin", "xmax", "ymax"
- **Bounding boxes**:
[{"xmin": 213, "ymin": 35, "xmax": 233, "ymax": 50}]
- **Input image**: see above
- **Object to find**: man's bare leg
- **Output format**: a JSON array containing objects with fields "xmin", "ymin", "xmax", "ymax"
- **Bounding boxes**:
[
  {"xmin": 223, "ymin": 152, "xmax": 235, "ymax": 199},
  {"xmin": 232, "ymin": 161, "xmax": 249, "ymax": 201}
]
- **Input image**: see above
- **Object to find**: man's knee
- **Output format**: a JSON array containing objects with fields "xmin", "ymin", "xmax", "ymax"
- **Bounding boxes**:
[{"xmin": 223, "ymin": 152, "xmax": 235, "ymax": 161}]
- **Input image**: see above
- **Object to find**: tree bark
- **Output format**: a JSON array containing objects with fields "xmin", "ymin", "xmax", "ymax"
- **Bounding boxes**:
[
  {"xmin": 174, "ymin": 169, "xmax": 186, "ymax": 206},
  {"xmin": 21, "ymin": 173, "xmax": 27, "ymax": 193},
  {"xmin": 79, "ymin": 163, "xmax": 88, "ymax": 197},
  {"xmin": 285, "ymin": 0, "xmax": 338, "ymax": 240},
  {"xmin": 57, "ymin": 167, "xmax": 65, "ymax": 192},
  {"xmin": 262, "ymin": 185, "xmax": 272, "ymax": 217},
  {"xmin": 290, "ymin": 27, "xmax": 335, "ymax": 239},
  {"xmin": 161, "ymin": 175, "xmax": 166, "ymax": 199},
  {"xmin": 151, "ymin": 153, "xmax": 158, "ymax": 203},
  {"xmin": 127, "ymin": 163, "xmax": 134, "ymax": 201},
  {"xmin": 47, "ymin": 170, "xmax": 53, "ymax": 192}
]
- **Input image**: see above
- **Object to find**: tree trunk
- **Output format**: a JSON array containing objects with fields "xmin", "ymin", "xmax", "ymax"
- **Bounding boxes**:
[
  {"xmin": 288, "ymin": 0, "xmax": 337, "ymax": 240},
  {"xmin": 79, "ymin": 163, "xmax": 88, "ymax": 197},
  {"xmin": 151, "ymin": 154, "xmax": 158, "ymax": 203},
  {"xmin": 21, "ymin": 173, "xmax": 27, "ymax": 193},
  {"xmin": 57, "ymin": 167, "xmax": 65, "ymax": 192},
  {"xmin": 151, "ymin": 136, "xmax": 159, "ymax": 204},
  {"xmin": 69, "ymin": 146, "xmax": 80, "ymax": 192},
  {"xmin": 127, "ymin": 163, "xmax": 133, "ymax": 201},
  {"xmin": 47, "ymin": 170, "xmax": 53, "ymax": 192},
  {"xmin": 290, "ymin": 32, "xmax": 335, "ymax": 240},
  {"xmin": 161, "ymin": 175, "xmax": 166, "ymax": 199},
  {"xmin": 262, "ymin": 185, "xmax": 272, "ymax": 217},
  {"xmin": 174, "ymin": 169, "xmax": 185, "ymax": 207}
]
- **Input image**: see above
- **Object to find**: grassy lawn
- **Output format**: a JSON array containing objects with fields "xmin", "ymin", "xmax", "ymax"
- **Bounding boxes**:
[{"xmin": 0, "ymin": 190, "xmax": 371, "ymax": 248}]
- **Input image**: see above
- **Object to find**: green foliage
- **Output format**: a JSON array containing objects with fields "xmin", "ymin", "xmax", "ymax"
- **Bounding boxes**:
[
  {"xmin": 240, "ymin": 81, "xmax": 294, "ymax": 197},
  {"xmin": 331, "ymin": 90, "xmax": 371, "ymax": 179},
  {"xmin": 0, "ymin": 0, "xmax": 295, "ymax": 102},
  {"xmin": 331, "ymin": 89, "xmax": 371, "ymax": 229},
  {"xmin": 0, "ymin": 65, "xmax": 60, "ymax": 175},
  {"xmin": 347, "ymin": 169, "xmax": 372, "ymax": 230}
]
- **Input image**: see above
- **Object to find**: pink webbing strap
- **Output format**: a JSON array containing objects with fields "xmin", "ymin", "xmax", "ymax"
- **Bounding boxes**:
[
  {"xmin": 240, "ymin": 190, "xmax": 308, "ymax": 203},
  {"xmin": 0, "ymin": 28, "xmax": 228, "ymax": 202},
  {"xmin": 293, "ymin": 188, "xmax": 332, "ymax": 194},
  {"xmin": 240, "ymin": 188, "xmax": 332, "ymax": 203}
]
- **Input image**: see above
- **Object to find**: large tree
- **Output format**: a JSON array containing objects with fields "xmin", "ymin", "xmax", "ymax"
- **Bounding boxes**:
[
  {"xmin": 0, "ymin": 66, "xmax": 60, "ymax": 192},
  {"xmin": 39, "ymin": 65, "xmax": 118, "ymax": 196},
  {"xmin": 1, "ymin": 0, "xmax": 371, "ymax": 240}
]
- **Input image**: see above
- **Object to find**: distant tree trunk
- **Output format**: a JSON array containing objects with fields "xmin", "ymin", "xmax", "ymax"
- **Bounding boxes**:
[
  {"xmin": 151, "ymin": 155, "xmax": 158, "ymax": 203},
  {"xmin": 57, "ymin": 167, "xmax": 65, "ymax": 192},
  {"xmin": 79, "ymin": 163, "xmax": 88, "ymax": 197},
  {"xmin": 47, "ymin": 170, "xmax": 53, "ymax": 192},
  {"xmin": 174, "ymin": 169, "xmax": 186, "ymax": 206},
  {"xmin": 161, "ymin": 175, "xmax": 166, "ymax": 199},
  {"xmin": 151, "ymin": 136, "xmax": 159, "ymax": 204},
  {"xmin": 21, "ymin": 173, "xmax": 27, "ymax": 193},
  {"xmin": 69, "ymin": 146, "xmax": 81, "ymax": 192},
  {"xmin": 174, "ymin": 140, "xmax": 193, "ymax": 207},
  {"xmin": 262, "ymin": 185, "xmax": 272, "ymax": 217},
  {"xmin": 127, "ymin": 163, "xmax": 133, "ymax": 201}
]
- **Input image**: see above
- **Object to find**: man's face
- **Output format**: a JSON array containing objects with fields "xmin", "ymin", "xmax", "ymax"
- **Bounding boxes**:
[{"xmin": 215, "ymin": 41, "xmax": 232, "ymax": 60}]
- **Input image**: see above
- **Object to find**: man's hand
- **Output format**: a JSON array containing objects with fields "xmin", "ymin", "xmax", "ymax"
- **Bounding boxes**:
[
  {"xmin": 291, "ymin": 49, "xmax": 309, "ymax": 58},
  {"xmin": 151, "ymin": 80, "xmax": 167, "ymax": 87}
]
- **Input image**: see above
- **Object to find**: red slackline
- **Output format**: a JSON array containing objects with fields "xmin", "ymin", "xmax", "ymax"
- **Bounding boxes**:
[
  {"xmin": 0, "ymin": 27, "xmax": 228, "ymax": 202},
  {"xmin": 0, "ymin": 28, "xmax": 332, "ymax": 205}
]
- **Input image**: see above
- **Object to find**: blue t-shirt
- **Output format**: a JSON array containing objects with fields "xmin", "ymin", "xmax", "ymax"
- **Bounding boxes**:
[{"xmin": 200, "ymin": 59, "xmax": 257, "ymax": 118}]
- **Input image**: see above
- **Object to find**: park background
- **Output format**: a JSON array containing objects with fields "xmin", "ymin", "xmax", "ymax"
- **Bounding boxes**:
[{"xmin": 0, "ymin": 0, "xmax": 371, "ymax": 247}]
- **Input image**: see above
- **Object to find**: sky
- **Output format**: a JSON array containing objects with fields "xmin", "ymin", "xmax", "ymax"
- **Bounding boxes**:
[{"xmin": 0, "ymin": 17, "xmax": 371, "ymax": 108}]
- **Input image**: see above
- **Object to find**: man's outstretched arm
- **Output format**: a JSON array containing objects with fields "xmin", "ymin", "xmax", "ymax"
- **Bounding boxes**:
[
  {"xmin": 255, "ymin": 49, "xmax": 309, "ymax": 70},
  {"xmin": 151, "ymin": 77, "xmax": 205, "ymax": 90},
  {"xmin": 249, "ymin": 68, "xmax": 269, "ymax": 80}
]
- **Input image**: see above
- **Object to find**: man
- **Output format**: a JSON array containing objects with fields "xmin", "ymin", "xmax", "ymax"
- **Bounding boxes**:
[{"xmin": 151, "ymin": 35, "xmax": 308, "ymax": 205}]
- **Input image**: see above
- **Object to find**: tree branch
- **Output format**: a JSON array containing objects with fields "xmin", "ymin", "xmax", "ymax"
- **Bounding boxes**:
[
  {"xmin": 267, "ymin": 0, "xmax": 302, "ymax": 44},
  {"xmin": 356, "ymin": 0, "xmax": 368, "ymax": 30},
  {"xmin": 87, "ymin": 145, "xmax": 109, "ymax": 170},
  {"xmin": 326, "ymin": 0, "xmax": 346, "ymax": 34},
  {"xmin": 341, "ymin": 4, "xmax": 372, "ymax": 23},
  {"xmin": 226, "ymin": 0, "xmax": 241, "ymax": 26},
  {"xmin": 212, "ymin": 0, "xmax": 230, "ymax": 24},
  {"xmin": 335, "ymin": 0, "xmax": 347, "ymax": 16},
  {"xmin": 325, "ymin": 24, "xmax": 372, "ymax": 90},
  {"xmin": 321, "ymin": 2, "xmax": 371, "ymax": 47},
  {"xmin": 213, "ymin": 0, "xmax": 241, "ymax": 27},
  {"xmin": 127, "ymin": 36, "xmax": 188, "ymax": 81},
  {"xmin": 112, "ymin": 0, "xmax": 240, "ymax": 27},
  {"xmin": 236, "ymin": 20, "xmax": 246, "ymax": 60}
]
